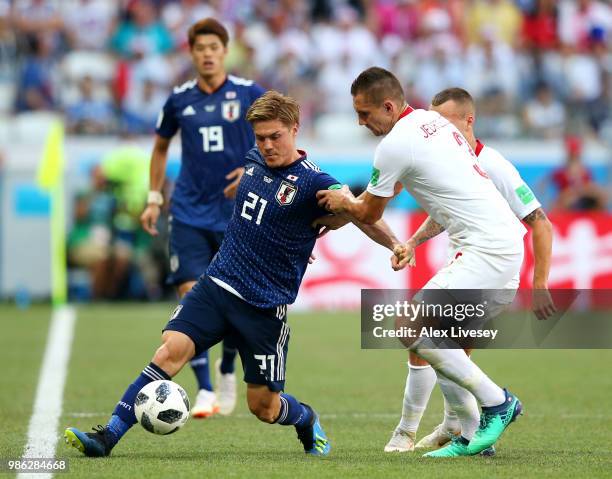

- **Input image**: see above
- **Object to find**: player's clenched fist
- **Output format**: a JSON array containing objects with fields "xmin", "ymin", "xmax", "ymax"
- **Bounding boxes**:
[{"xmin": 391, "ymin": 240, "xmax": 416, "ymax": 270}]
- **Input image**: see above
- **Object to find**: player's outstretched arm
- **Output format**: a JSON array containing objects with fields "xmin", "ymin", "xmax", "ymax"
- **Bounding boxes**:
[
  {"xmin": 522, "ymin": 207, "xmax": 556, "ymax": 319},
  {"xmin": 141, "ymin": 135, "xmax": 171, "ymax": 236},
  {"xmin": 351, "ymin": 218, "xmax": 401, "ymax": 252},
  {"xmin": 316, "ymin": 186, "xmax": 392, "ymax": 225}
]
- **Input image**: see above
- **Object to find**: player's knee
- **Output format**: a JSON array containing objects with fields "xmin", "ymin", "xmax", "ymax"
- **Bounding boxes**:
[
  {"xmin": 152, "ymin": 331, "xmax": 194, "ymax": 376},
  {"xmin": 409, "ymin": 351, "xmax": 430, "ymax": 367}
]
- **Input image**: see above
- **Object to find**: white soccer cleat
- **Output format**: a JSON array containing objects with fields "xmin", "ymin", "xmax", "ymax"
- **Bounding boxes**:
[
  {"xmin": 215, "ymin": 358, "xmax": 237, "ymax": 416},
  {"xmin": 384, "ymin": 428, "xmax": 415, "ymax": 452},
  {"xmin": 415, "ymin": 423, "xmax": 460, "ymax": 449},
  {"xmin": 191, "ymin": 389, "xmax": 219, "ymax": 419}
]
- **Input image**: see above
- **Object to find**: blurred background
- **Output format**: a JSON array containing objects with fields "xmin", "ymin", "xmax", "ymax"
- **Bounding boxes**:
[{"xmin": 0, "ymin": 0, "xmax": 610, "ymax": 307}]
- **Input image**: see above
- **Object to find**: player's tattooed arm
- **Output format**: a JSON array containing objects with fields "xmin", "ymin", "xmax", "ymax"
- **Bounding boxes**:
[
  {"xmin": 522, "ymin": 207, "xmax": 556, "ymax": 319},
  {"xmin": 392, "ymin": 216, "xmax": 444, "ymax": 270},
  {"xmin": 522, "ymin": 207, "xmax": 548, "ymax": 225},
  {"xmin": 522, "ymin": 207, "xmax": 553, "ymax": 288},
  {"xmin": 410, "ymin": 216, "xmax": 445, "ymax": 246}
]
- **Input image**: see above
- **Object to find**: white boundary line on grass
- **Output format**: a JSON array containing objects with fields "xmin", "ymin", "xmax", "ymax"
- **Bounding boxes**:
[{"xmin": 18, "ymin": 305, "xmax": 76, "ymax": 479}]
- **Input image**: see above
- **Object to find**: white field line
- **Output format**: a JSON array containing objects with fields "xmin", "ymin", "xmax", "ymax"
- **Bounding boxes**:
[{"xmin": 18, "ymin": 305, "xmax": 76, "ymax": 479}]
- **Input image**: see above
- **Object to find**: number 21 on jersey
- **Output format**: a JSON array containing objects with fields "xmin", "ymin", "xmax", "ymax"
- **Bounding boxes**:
[
  {"xmin": 241, "ymin": 192, "xmax": 267, "ymax": 225},
  {"xmin": 199, "ymin": 126, "xmax": 224, "ymax": 152}
]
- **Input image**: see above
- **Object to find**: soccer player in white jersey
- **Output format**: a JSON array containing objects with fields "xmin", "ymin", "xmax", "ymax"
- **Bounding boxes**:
[
  {"xmin": 383, "ymin": 87, "xmax": 555, "ymax": 454},
  {"xmin": 317, "ymin": 67, "xmax": 525, "ymax": 457}
]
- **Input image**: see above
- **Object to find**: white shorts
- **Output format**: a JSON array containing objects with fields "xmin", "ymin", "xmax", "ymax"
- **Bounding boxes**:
[
  {"xmin": 424, "ymin": 248, "xmax": 523, "ymax": 290},
  {"xmin": 416, "ymin": 248, "xmax": 524, "ymax": 331}
]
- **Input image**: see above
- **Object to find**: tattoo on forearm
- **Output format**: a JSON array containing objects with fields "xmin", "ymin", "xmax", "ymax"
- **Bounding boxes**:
[
  {"xmin": 414, "ymin": 218, "xmax": 445, "ymax": 246},
  {"xmin": 522, "ymin": 208, "xmax": 548, "ymax": 225}
]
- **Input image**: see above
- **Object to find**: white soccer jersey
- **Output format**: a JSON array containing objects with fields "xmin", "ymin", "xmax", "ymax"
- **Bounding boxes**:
[
  {"xmin": 367, "ymin": 108, "xmax": 526, "ymax": 255},
  {"xmin": 475, "ymin": 140, "xmax": 541, "ymax": 220}
]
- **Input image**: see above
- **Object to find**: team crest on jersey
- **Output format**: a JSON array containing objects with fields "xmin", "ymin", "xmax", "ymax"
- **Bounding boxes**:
[
  {"xmin": 276, "ymin": 181, "xmax": 298, "ymax": 206},
  {"xmin": 222, "ymin": 100, "xmax": 240, "ymax": 122}
]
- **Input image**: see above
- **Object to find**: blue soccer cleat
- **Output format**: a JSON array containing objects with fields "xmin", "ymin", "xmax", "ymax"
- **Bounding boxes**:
[
  {"xmin": 295, "ymin": 405, "xmax": 331, "ymax": 456},
  {"xmin": 64, "ymin": 425, "xmax": 115, "ymax": 457}
]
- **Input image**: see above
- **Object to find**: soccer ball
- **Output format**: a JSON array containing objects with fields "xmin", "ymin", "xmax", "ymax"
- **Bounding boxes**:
[{"xmin": 134, "ymin": 380, "xmax": 190, "ymax": 435}]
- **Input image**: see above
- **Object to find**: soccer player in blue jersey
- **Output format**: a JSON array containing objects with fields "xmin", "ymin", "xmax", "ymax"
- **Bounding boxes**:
[
  {"xmin": 140, "ymin": 18, "xmax": 265, "ymax": 418},
  {"xmin": 65, "ymin": 90, "xmax": 401, "ymax": 457}
]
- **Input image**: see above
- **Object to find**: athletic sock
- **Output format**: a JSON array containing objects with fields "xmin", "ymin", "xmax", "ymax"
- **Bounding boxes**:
[
  {"xmin": 220, "ymin": 338, "xmax": 237, "ymax": 375},
  {"xmin": 397, "ymin": 364, "xmax": 436, "ymax": 434},
  {"xmin": 275, "ymin": 393, "xmax": 313, "ymax": 429},
  {"xmin": 190, "ymin": 350, "xmax": 213, "ymax": 391},
  {"xmin": 436, "ymin": 373, "xmax": 480, "ymax": 440},
  {"xmin": 441, "ymin": 396, "xmax": 461, "ymax": 433},
  {"xmin": 108, "ymin": 362, "xmax": 170, "ymax": 446},
  {"xmin": 412, "ymin": 342, "xmax": 505, "ymax": 407}
]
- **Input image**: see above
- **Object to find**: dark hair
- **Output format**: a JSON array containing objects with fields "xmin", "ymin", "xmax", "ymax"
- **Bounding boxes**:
[
  {"xmin": 431, "ymin": 87, "xmax": 474, "ymax": 107},
  {"xmin": 350, "ymin": 67, "xmax": 405, "ymax": 105},
  {"xmin": 188, "ymin": 18, "xmax": 229, "ymax": 48},
  {"xmin": 246, "ymin": 90, "xmax": 300, "ymax": 128}
]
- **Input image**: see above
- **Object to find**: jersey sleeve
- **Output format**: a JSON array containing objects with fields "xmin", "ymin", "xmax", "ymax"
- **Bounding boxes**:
[
  {"xmin": 366, "ymin": 140, "xmax": 407, "ymax": 198},
  {"xmin": 312, "ymin": 171, "xmax": 342, "ymax": 217},
  {"xmin": 155, "ymin": 94, "xmax": 179, "ymax": 139},
  {"xmin": 483, "ymin": 149, "xmax": 541, "ymax": 220}
]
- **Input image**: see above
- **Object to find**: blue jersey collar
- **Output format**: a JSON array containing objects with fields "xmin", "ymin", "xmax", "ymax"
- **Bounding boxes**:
[{"xmin": 246, "ymin": 148, "xmax": 308, "ymax": 171}]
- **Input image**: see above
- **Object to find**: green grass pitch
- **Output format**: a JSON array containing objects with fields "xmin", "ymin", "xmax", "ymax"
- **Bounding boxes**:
[{"xmin": 1, "ymin": 303, "xmax": 611, "ymax": 478}]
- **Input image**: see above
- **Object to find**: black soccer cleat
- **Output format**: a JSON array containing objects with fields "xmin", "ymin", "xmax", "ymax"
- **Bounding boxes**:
[
  {"xmin": 64, "ymin": 425, "xmax": 115, "ymax": 457},
  {"xmin": 295, "ymin": 404, "xmax": 331, "ymax": 456}
]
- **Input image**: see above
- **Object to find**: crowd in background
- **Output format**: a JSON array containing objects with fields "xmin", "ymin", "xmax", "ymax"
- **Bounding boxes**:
[
  {"xmin": 1, "ymin": 0, "xmax": 610, "ymax": 301},
  {"xmin": 0, "ymin": 0, "xmax": 611, "ymax": 140}
]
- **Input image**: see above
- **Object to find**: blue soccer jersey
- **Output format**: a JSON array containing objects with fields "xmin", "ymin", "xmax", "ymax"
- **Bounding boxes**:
[
  {"xmin": 156, "ymin": 75, "xmax": 265, "ymax": 231},
  {"xmin": 207, "ymin": 148, "xmax": 341, "ymax": 308}
]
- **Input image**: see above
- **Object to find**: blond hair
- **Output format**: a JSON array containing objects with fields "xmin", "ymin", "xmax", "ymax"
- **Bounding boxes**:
[{"xmin": 246, "ymin": 90, "xmax": 300, "ymax": 128}]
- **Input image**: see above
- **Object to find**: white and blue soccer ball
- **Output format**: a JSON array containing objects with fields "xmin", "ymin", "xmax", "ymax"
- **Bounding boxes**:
[{"xmin": 134, "ymin": 380, "xmax": 190, "ymax": 435}]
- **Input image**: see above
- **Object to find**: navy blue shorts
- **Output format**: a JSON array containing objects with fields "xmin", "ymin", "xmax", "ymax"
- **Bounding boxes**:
[
  {"xmin": 164, "ymin": 275, "xmax": 290, "ymax": 392},
  {"xmin": 167, "ymin": 217, "xmax": 225, "ymax": 286}
]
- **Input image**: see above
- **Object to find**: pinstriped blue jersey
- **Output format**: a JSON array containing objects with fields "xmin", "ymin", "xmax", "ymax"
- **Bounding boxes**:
[
  {"xmin": 156, "ymin": 75, "xmax": 265, "ymax": 231},
  {"xmin": 207, "ymin": 147, "xmax": 341, "ymax": 308}
]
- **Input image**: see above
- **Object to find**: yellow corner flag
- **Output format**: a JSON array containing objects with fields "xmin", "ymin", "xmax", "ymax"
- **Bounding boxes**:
[
  {"xmin": 37, "ymin": 119, "xmax": 67, "ymax": 306},
  {"xmin": 37, "ymin": 120, "xmax": 65, "ymax": 190}
]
